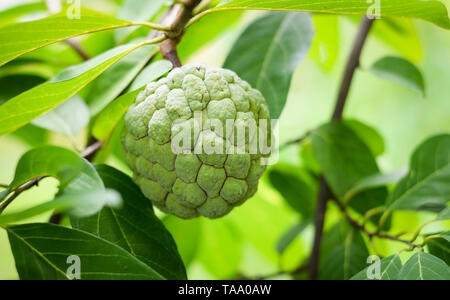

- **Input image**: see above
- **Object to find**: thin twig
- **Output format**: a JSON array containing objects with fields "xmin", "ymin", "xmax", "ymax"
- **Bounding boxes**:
[
  {"xmin": 308, "ymin": 16, "xmax": 375, "ymax": 280},
  {"xmin": 332, "ymin": 198, "xmax": 419, "ymax": 249}
]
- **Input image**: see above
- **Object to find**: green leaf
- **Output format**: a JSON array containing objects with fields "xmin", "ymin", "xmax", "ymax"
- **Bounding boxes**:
[
  {"xmin": 85, "ymin": 44, "xmax": 158, "ymax": 115},
  {"xmin": 0, "ymin": 1, "xmax": 47, "ymax": 28},
  {"xmin": 214, "ymin": 0, "xmax": 450, "ymax": 29},
  {"xmin": 179, "ymin": 10, "xmax": 243, "ymax": 61},
  {"xmin": 397, "ymin": 252, "xmax": 450, "ymax": 280},
  {"xmin": 0, "ymin": 146, "xmax": 88, "ymax": 201},
  {"xmin": 320, "ymin": 230, "xmax": 369, "ymax": 280},
  {"xmin": 311, "ymin": 122, "xmax": 388, "ymax": 214},
  {"xmin": 0, "ymin": 8, "xmax": 138, "ymax": 67},
  {"xmin": 351, "ymin": 255, "xmax": 402, "ymax": 280},
  {"xmin": 31, "ymin": 95, "xmax": 90, "ymax": 137},
  {"xmin": 387, "ymin": 134, "xmax": 450, "ymax": 211},
  {"xmin": 115, "ymin": 0, "xmax": 165, "ymax": 43},
  {"xmin": 71, "ymin": 165, "xmax": 187, "ymax": 280},
  {"xmin": 6, "ymin": 223, "xmax": 165, "ymax": 280},
  {"xmin": 92, "ymin": 60, "xmax": 173, "ymax": 141},
  {"xmin": 343, "ymin": 169, "xmax": 408, "ymax": 203},
  {"xmin": 344, "ymin": 119, "xmax": 385, "ymax": 157},
  {"xmin": 0, "ymin": 42, "xmax": 148, "ymax": 136},
  {"xmin": 437, "ymin": 207, "xmax": 450, "ymax": 221},
  {"xmin": 310, "ymin": 14, "xmax": 339, "ymax": 70},
  {"xmin": 0, "ymin": 189, "xmax": 121, "ymax": 226},
  {"xmin": 276, "ymin": 219, "xmax": 310, "ymax": 254},
  {"xmin": 92, "ymin": 88, "xmax": 143, "ymax": 141},
  {"xmin": 223, "ymin": 11, "xmax": 313, "ymax": 119},
  {"xmin": 370, "ymin": 56, "xmax": 425, "ymax": 94},
  {"xmin": 163, "ymin": 216, "xmax": 202, "ymax": 267},
  {"xmin": 268, "ymin": 166, "xmax": 316, "ymax": 218},
  {"xmin": 129, "ymin": 59, "xmax": 173, "ymax": 91},
  {"xmin": 0, "ymin": 60, "xmax": 57, "ymax": 79},
  {"xmin": 370, "ymin": 18, "xmax": 422, "ymax": 63},
  {"xmin": 427, "ymin": 235, "xmax": 450, "ymax": 266}
]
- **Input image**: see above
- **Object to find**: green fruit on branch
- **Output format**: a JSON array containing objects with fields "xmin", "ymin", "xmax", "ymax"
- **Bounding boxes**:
[{"xmin": 121, "ymin": 63, "xmax": 271, "ymax": 219}]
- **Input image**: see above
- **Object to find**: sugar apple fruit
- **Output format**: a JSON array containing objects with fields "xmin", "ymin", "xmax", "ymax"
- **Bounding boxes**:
[{"xmin": 121, "ymin": 63, "xmax": 271, "ymax": 219}]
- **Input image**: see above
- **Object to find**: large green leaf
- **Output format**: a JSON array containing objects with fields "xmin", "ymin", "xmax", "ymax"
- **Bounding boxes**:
[
  {"xmin": 0, "ymin": 42, "xmax": 148, "ymax": 136},
  {"xmin": 344, "ymin": 119, "xmax": 385, "ymax": 157},
  {"xmin": 397, "ymin": 252, "xmax": 450, "ymax": 280},
  {"xmin": 370, "ymin": 56, "xmax": 425, "ymax": 94},
  {"xmin": 0, "ymin": 189, "xmax": 121, "ymax": 226},
  {"xmin": 71, "ymin": 165, "xmax": 187, "ymax": 280},
  {"xmin": 276, "ymin": 219, "xmax": 310, "ymax": 254},
  {"xmin": 351, "ymin": 255, "xmax": 402, "ymax": 280},
  {"xmin": 0, "ymin": 146, "xmax": 87, "ymax": 201},
  {"xmin": 31, "ymin": 95, "xmax": 90, "ymax": 138},
  {"xmin": 387, "ymin": 134, "xmax": 450, "ymax": 211},
  {"xmin": 268, "ymin": 166, "xmax": 316, "ymax": 218},
  {"xmin": 214, "ymin": 0, "xmax": 450, "ymax": 29},
  {"xmin": 85, "ymin": 45, "xmax": 158, "ymax": 115},
  {"xmin": 320, "ymin": 230, "xmax": 369, "ymax": 280},
  {"xmin": 437, "ymin": 207, "xmax": 450, "ymax": 221},
  {"xmin": 311, "ymin": 122, "xmax": 388, "ymax": 214},
  {"xmin": 0, "ymin": 8, "xmax": 138, "ymax": 67},
  {"xmin": 223, "ymin": 12, "xmax": 313, "ymax": 119},
  {"xmin": 6, "ymin": 223, "xmax": 165, "ymax": 280},
  {"xmin": 0, "ymin": 1, "xmax": 47, "ymax": 28},
  {"xmin": 179, "ymin": 10, "xmax": 243, "ymax": 61}
]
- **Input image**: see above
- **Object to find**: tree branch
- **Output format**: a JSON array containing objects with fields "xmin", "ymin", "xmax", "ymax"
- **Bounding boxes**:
[
  {"xmin": 331, "ymin": 198, "xmax": 419, "ymax": 249},
  {"xmin": 308, "ymin": 16, "xmax": 374, "ymax": 280},
  {"xmin": 149, "ymin": 0, "xmax": 202, "ymax": 67}
]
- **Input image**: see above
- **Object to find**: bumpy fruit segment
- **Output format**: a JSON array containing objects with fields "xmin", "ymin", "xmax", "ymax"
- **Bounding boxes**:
[{"xmin": 121, "ymin": 63, "xmax": 271, "ymax": 219}]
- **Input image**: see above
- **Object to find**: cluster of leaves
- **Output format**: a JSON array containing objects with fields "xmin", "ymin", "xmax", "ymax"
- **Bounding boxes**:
[{"xmin": 0, "ymin": 0, "xmax": 449, "ymax": 280}]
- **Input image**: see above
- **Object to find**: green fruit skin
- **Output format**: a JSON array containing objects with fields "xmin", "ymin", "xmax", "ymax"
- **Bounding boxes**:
[{"xmin": 121, "ymin": 63, "xmax": 270, "ymax": 219}]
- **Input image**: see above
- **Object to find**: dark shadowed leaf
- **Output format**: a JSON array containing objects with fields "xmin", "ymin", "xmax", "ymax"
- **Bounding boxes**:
[
  {"xmin": 344, "ymin": 119, "xmax": 385, "ymax": 157},
  {"xmin": 71, "ymin": 165, "xmax": 187, "ymax": 280},
  {"xmin": 426, "ymin": 235, "xmax": 450, "ymax": 266},
  {"xmin": 224, "ymin": 12, "xmax": 313, "ymax": 119},
  {"xmin": 268, "ymin": 166, "xmax": 316, "ymax": 218},
  {"xmin": 6, "ymin": 223, "xmax": 165, "ymax": 280},
  {"xmin": 437, "ymin": 207, "xmax": 450, "ymax": 221},
  {"xmin": 311, "ymin": 122, "xmax": 388, "ymax": 214}
]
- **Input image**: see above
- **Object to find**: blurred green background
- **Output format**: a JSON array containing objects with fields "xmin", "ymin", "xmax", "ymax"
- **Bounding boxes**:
[{"xmin": 0, "ymin": 0, "xmax": 449, "ymax": 279}]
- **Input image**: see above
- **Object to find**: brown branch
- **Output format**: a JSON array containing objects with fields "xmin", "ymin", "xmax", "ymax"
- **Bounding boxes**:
[
  {"xmin": 308, "ymin": 16, "xmax": 375, "ymax": 280},
  {"xmin": 149, "ymin": 0, "xmax": 202, "ymax": 67},
  {"xmin": 65, "ymin": 39, "xmax": 91, "ymax": 61},
  {"xmin": 332, "ymin": 16, "xmax": 374, "ymax": 121},
  {"xmin": 331, "ymin": 198, "xmax": 418, "ymax": 249},
  {"xmin": 308, "ymin": 176, "xmax": 333, "ymax": 280}
]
